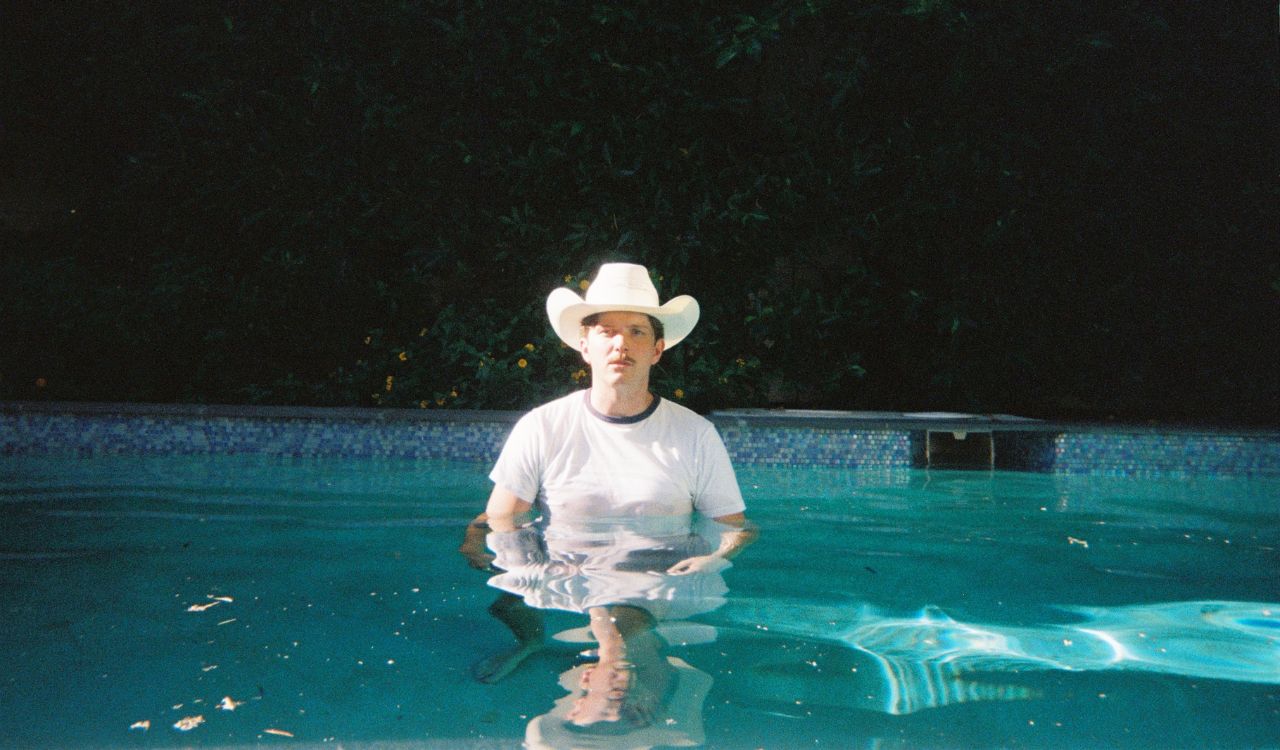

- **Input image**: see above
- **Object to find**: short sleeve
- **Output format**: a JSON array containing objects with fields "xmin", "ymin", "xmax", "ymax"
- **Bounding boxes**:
[
  {"xmin": 691, "ymin": 425, "xmax": 745, "ymax": 518},
  {"xmin": 488, "ymin": 413, "xmax": 544, "ymax": 503}
]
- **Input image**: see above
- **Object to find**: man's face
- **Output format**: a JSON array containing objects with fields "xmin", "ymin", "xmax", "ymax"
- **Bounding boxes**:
[
  {"xmin": 567, "ymin": 661, "xmax": 635, "ymax": 725},
  {"xmin": 579, "ymin": 311, "xmax": 665, "ymax": 387}
]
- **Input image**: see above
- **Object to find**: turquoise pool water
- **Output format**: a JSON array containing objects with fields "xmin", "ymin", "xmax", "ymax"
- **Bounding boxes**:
[{"xmin": 1, "ymin": 454, "xmax": 1277, "ymax": 748}]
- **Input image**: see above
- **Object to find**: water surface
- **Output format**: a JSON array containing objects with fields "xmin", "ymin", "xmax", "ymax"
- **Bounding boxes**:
[{"xmin": 1, "ymin": 455, "xmax": 1277, "ymax": 748}]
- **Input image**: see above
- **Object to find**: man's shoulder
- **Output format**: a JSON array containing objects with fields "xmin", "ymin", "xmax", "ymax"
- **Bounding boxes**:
[
  {"xmin": 521, "ymin": 390, "xmax": 585, "ymax": 422},
  {"xmin": 656, "ymin": 397, "xmax": 715, "ymax": 429},
  {"xmin": 504, "ymin": 392, "xmax": 583, "ymax": 449}
]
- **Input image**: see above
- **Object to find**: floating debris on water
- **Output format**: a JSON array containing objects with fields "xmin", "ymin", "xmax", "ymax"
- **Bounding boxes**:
[
  {"xmin": 218, "ymin": 696, "xmax": 244, "ymax": 711},
  {"xmin": 173, "ymin": 715, "xmax": 204, "ymax": 732},
  {"xmin": 264, "ymin": 728, "xmax": 295, "ymax": 737},
  {"xmin": 129, "ymin": 720, "xmax": 150, "ymax": 732},
  {"xmin": 187, "ymin": 595, "xmax": 235, "ymax": 612}
]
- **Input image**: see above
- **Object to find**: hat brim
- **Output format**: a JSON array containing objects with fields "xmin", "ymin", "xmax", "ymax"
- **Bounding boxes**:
[{"xmin": 546, "ymin": 288, "xmax": 700, "ymax": 349}]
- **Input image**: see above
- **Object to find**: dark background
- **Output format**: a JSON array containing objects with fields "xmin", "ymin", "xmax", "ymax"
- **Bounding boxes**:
[{"xmin": 4, "ymin": 1, "xmax": 1277, "ymax": 424}]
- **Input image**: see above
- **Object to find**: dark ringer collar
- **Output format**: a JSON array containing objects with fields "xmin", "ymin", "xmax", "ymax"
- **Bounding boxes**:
[{"xmin": 582, "ymin": 390, "xmax": 661, "ymax": 424}]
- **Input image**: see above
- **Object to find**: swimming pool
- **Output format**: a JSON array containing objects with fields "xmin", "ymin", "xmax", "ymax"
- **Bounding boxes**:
[{"xmin": 2, "ymin": 449, "xmax": 1277, "ymax": 748}]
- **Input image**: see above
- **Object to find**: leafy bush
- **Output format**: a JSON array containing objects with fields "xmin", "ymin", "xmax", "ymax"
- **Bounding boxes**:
[{"xmin": 3, "ymin": 1, "xmax": 1276, "ymax": 423}]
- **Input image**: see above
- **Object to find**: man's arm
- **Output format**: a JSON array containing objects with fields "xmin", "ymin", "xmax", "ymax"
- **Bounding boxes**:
[
  {"xmin": 708, "ymin": 512, "xmax": 758, "ymax": 560},
  {"xmin": 458, "ymin": 486, "xmax": 535, "ymax": 569},
  {"xmin": 484, "ymin": 485, "xmax": 533, "ymax": 531},
  {"xmin": 458, "ymin": 512, "xmax": 494, "ymax": 569},
  {"xmin": 666, "ymin": 512, "xmax": 758, "ymax": 575}
]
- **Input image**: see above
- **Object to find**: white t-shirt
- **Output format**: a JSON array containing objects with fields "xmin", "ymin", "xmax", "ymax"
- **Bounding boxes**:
[
  {"xmin": 485, "ymin": 519, "xmax": 730, "ymax": 618},
  {"xmin": 489, "ymin": 391, "xmax": 745, "ymax": 522}
]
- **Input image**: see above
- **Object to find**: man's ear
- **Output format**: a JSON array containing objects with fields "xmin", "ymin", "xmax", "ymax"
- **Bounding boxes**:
[
  {"xmin": 653, "ymin": 339, "xmax": 666, "ymax": 363},
  {"xmin": 579, "ymin": 336, "xmax": 590, "ymax": 363}
]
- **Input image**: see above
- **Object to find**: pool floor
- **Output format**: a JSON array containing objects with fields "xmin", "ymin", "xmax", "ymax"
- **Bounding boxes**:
[{"xmin": 1, "ymin": 455, "xmax": 1277, "ymax": 748}]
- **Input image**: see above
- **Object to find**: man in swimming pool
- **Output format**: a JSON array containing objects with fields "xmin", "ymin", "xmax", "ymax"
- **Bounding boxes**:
[{"xmin": 458, "ymin": 262, "xmax": 755, "ymax": 682}]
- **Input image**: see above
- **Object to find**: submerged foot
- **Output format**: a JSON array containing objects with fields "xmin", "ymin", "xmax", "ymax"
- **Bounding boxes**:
[{"xmin": 472, "ymin": 639, "xmax": 545, "ymax": 683}]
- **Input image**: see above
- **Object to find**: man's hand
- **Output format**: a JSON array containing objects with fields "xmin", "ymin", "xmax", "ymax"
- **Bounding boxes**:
[
  {"xmin": 459, "ymin": 542, "xmax": 496, "ymax": 570},
  {"xmin": 666, "ymin": 554, "xmax": 730, "ymax": 576},
  {"xmin": 459, "ymin": 514, "xmax": 496, "ymax": 570},
  {"xmin": 667, "ymin": 513, "xmax": 757, "ymax": 575}
]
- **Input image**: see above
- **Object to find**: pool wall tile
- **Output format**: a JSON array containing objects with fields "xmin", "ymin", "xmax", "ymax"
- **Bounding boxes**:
[
  {"xmin": 3, "ymin": 403, "xmax": 1279, "ymax": 477},
  {"xmin": 0, "ymin": 411, "xmax": 516, "ymax": 463},
  {"xmin": 995, "ymin": 431, "xmax": 1059, "ymax": 472},
  {"xmin": 714, "ymin": 425, "xmax": 914, "ymax": 469},
  {"xmin": 1044, "ymin": 431, "xmax": 1280, "ymax": 477}
]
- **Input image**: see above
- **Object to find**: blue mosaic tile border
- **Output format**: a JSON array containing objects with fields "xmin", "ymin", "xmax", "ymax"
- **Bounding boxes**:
[
  {"xmin": 714, "ymin": 424, "xmax": 914, "ymax": 469},
  {"xmin": 3, "ymin": 404, "xmax": 1279, "ymax": 477},
  {"xmin": 1044, "ymin": 431, "xmax": 1280, "ymax": 477},
  {"xmin": 0, "ymin": 409, "xmax": 915, "ymax": 469},
  {"xmin": 0, "ymin": 411, "xmax": 514, "ymax": 462},
  {"xmin": 993, "ymin": 429, "xmax": 1280, "ymax": 477}
]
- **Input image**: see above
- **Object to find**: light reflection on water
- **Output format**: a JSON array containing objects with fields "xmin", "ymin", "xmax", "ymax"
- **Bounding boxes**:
[
  {"xmin": 479, "ymin": 507, "xmax": 1280, "ymax": 746},
  {"xmin": 0, "ymin": 455, "xmax": 1277, "ymax": 748},
  {"xmin": 714, "ymin": 598, "xmax": 1280, "ymax": 716}
]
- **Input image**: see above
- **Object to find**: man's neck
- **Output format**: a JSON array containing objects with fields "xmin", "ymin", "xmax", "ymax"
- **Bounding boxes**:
[{"xmin": 588, "ymin": 382, "xmax": 655, "ymax": 418}]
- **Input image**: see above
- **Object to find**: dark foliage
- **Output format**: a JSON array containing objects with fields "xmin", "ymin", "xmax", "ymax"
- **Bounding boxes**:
[{"xmin": 3, "ymin": 1, "xmax": 1277, "ymax": 423}]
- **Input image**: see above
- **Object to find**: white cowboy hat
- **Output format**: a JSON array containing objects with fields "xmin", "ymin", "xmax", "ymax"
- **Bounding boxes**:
[{"xmin": 546, "ymin": 263, "xmax": 700, "ymax": 348}]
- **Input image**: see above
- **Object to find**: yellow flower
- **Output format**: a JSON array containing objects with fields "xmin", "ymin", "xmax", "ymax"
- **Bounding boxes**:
[
  {"xmin": 436, "ymin": 397, "xmax": 446, "ymax": 406},
  {"xmin": 517, "ymin": 358, "xmax": 528, "ymax": 369},
  {"xmin": 418, "ymin": 327, "xmax": 427, "ymax": 337},
  {"xmin": 418, "ymin": 400, "xmax": 428, "ymax": 408},
  {"xmin": 674, "ymin": 388, "xmax": 685, "ymax": 399},
  {"xmin": 579, "ymin": 279, "xmax": 590, "ymax": 291},
  {"xmin": 736, "ymin": 357, "xmax": 746, "ymax": 367},
  {"xmin": 398, "ymin": 351, "xmax": 408, "ymax": 362},
  {"xmin": 571, "ymin": 368, "xmax": 587, "ymax": 382},
  {"xmin": 524, "ymin": 343, "xmax": 536, "ymax": 352},
  {"xmin": 385, "ymin": 375, "xmax": 394, "ymax": 391},
  {"xmin": 564, "ymin": 274, "xmax": 574, "ymax": 283},
  {"xmin": 363, "ymin": 336, "xmax": 371, "ymax": 345},
  {"xmin": 450, "ymin": 388, "xmax": 458, "ymax": 398}
]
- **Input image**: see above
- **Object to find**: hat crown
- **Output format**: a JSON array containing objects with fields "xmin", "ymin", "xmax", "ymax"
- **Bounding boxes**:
[
  {"xmin": 583, "ymin": 263, "xmax": 660, "ymax": 307},
  {"xmin": 545, "ymin": 262, "xmax": 700, "ymax": 348}
]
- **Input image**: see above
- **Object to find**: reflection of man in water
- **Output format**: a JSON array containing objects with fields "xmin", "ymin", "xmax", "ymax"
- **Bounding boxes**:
[
  {"xmin": 485, "ymin": 519, "xmax": 724, "ymax": 747},
  {"xmin": 524, "ymin": 603, "xmax": 714, "ymax": 749},
  {"xmin": 459, "ymin": 262, "xmax": 755, "ymax": 682}
]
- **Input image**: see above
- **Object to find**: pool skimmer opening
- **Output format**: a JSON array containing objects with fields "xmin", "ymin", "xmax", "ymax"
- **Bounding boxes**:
[{"xmin": 926, "ymin": 430, "xmax": 995, "ymax": 469}]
